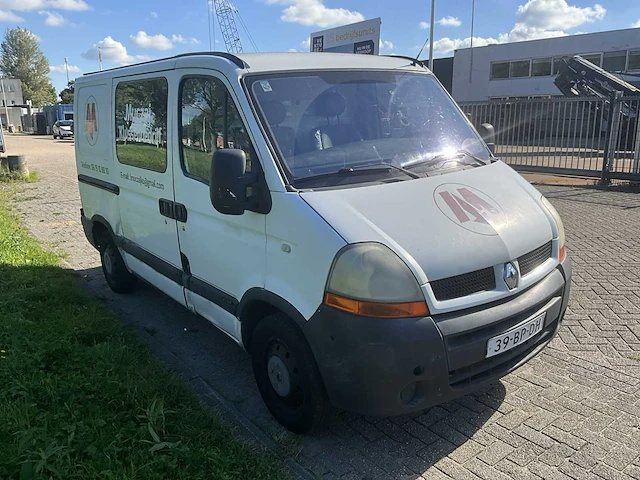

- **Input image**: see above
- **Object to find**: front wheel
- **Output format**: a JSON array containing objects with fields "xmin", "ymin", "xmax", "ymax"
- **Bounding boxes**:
[
  {"xmin": 99, "ymin": 232, "xmax": 137, "ymax": 294},
  {"xmin": 251, "ymin": 313, "xmax": 332, "ymax": 434},
  {"xmin": 53, "ymin": 134, "xmax": 57, "ymax": 139}
]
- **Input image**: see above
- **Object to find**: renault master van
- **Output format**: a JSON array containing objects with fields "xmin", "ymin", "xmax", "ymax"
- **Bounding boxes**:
[{"xmin": 75, "ymin": 52, "xmax": 571, "ymax": 433}]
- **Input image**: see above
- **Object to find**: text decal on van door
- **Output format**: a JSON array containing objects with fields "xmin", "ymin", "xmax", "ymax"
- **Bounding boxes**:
[{"xmin": 434, "ymin": 184, "xmax": 507, "ymax": 236}]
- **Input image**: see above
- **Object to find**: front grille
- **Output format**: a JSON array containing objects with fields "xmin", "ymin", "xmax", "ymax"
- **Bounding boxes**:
[
  {"xmin": 430, "ymin": 267, "xmax": 496, "ymax": 301},
  {"xmin": 519, "ymin": 241, "xmax": 552, "ymax": 277}
]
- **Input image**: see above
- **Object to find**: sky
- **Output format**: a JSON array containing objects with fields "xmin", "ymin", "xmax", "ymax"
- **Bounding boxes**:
[{"xmin": 1, "ymin": 0, "xmax": 639, "ymax": 95}]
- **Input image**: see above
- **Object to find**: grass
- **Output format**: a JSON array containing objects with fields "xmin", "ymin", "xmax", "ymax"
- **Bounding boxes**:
[
  {"xmin": 0, "ymin": 170, "xmax": 39, "ymax": 183},
  {"xmin": 116, "ymin": 143, "xmax": 168, "ymax": 172},
  {"xmin": 0, "ymin": 187, "xmax": 284, "ymax": 479}
]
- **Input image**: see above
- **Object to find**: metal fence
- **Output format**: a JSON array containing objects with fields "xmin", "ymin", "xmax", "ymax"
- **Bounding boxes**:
[{"xmin": 459, "ymin": 96, "xmax": 640, "ymax": 184}]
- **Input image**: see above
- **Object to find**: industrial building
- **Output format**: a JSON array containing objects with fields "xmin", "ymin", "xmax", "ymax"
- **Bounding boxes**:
[
  {"xmin": 450, "ymin": 27, "xmax": 640, "ymax": 102},
  {"xmin": 0, "ymin": 78, "xmax": 25, "ymax": 127}
]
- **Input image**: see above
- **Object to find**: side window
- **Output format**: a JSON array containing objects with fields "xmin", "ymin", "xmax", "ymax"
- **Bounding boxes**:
[
  {"xmin": 115, "ymin": 77, "xmax": 168, "ymax": 173},
  {"xmin": 180, "ymin": 76, "xmax": 254, "ymax": 184}
]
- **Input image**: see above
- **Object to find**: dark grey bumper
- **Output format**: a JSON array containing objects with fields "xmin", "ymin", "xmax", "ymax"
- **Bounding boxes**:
[
  {"xmin": 303, "ymin": 259, "xmax": 571, "ymax": 417},
  {"xmin": 80, "ymin": 211, "xmax": 98, "ymax": 250}
]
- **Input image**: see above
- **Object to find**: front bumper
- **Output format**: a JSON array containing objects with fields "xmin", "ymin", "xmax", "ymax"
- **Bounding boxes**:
[{"xmin": 303, "ymin": 258, "xmax": 571, "ymax": 416}]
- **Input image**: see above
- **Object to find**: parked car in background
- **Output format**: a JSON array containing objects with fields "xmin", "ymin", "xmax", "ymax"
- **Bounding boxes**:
[{"xmin": 53, "ymin": 120, "xmax": 74, "ymax": 139}]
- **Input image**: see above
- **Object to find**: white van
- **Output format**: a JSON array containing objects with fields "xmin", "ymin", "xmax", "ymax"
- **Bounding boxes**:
[{"xmin": 75, "ymin": 52, "xmax": 571, "ymax": 433}]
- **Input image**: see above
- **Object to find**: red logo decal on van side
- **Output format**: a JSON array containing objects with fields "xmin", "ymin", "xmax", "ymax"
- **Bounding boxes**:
[{"xmin": 434, "ymin": 184, "xmax": 506, "ymax": 236}]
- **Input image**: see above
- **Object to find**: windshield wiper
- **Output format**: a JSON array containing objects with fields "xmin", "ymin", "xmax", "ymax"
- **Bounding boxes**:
[
  {"xmin": 404, "ymin": 150, "xmax": 489, "ymax": 170},
  {"xmin": 295, "ymin": 164, "xmax": 418, "ymax": 185}
]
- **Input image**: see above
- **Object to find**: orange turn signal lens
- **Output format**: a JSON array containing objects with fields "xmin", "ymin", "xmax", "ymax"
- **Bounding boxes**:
[
  {"xmin": 323, "ymin": 292, "xmax": 429, "ymax": 318},
  {"xmin": 559, "ymin": 245, "xmax": 566, "ymax": 262}
]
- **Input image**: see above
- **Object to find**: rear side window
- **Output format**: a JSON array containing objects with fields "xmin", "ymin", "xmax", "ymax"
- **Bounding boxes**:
[
  {"xmin": 180, "ymin": 76, "xmax": 255, "ymax": 184},
  {"xmin": 115, "ymin": 77, "xmax": 168, "ymax": 173}
]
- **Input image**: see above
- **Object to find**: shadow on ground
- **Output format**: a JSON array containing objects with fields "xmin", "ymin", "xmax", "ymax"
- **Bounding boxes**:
[{"xmin": 71, "ymin": 265, "xmax": 507, "ymax": 478}]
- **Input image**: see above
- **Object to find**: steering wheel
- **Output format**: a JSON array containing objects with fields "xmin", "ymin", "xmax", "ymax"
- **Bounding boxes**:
[{"xmin": 389, "ymin": 76, "xmax": 432, "ymax": 131}]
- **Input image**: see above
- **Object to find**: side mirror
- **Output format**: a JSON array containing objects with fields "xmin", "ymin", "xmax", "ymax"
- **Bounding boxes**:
[
  {"xmin": 210, "ymin": 148, "xmax": 256, "ymax": 215},
  {"xmin": 477, "ymin": 123, "xmax": 496, "ymax": 155}
]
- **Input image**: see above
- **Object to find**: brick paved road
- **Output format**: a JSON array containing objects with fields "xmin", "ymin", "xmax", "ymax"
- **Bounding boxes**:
[{"xmin": 6, "ymin": 134, "xmax": 640, "ymax": 480}]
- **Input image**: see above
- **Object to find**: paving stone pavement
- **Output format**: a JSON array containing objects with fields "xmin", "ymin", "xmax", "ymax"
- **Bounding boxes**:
[{"xmin": 5, "ymin": 133, "xmax": 640, "ymax": 480}]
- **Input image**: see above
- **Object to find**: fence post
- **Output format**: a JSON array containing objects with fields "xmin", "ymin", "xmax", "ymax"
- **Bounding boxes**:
[
  {"xmin": 633, "ymin": 103, "xmax": 640, "ymax": 176},
  {"xmin": 601, "ymin": 92, "xmax": 622, "ymax": 185}
]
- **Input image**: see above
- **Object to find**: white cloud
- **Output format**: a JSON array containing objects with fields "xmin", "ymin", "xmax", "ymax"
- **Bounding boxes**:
[
  {"xmin": 515, "ymin": 0, "xmax": 605, "ymax": 30},
  {"xmin": 301, "ymin": 37, "xmax": 310, "ymax": 48},
  {"xmin": 433, "ymin": 36, "xmax": 500, "ymax": 54},
  {"xmin": 438, "ymin": 16, "xmax": 461, "ymax": 27},
  {"xmin": 419, "ymin": 21, "xmax": 429, "ymax": 29},
  {"xmin": 130, "ymin": 31, "xmax": 172, "ymax": 50},
  {"xmin": 50, "ymin": 63, "xmax": 80, "ymax": 72},
  {"xmin": 81, "ymin": 36, "xmax": 149, "ymax": 65},
  {"xmin": 0, "ymin": 0, "xmax": 90, "ymax": 10},
  {"xmin": 265, "ymin": 0, "xmax": 364, "ymax": 28},
  {"xmin": 150, "ymin": 11, "xmax": 157, "ymax": 18},
  {"xmin": 379, "ymin": 39, "xmax": 394, "ymax": 50},
  {"xmin": 40, "ymin": 10, "xmax": 65, "ymax": 26},
  {"xmin": 632, "ymin": 19, "xmax": 640, "ymax": 28},
  {"xmin": 0, "ymin": 9, "xmax": 22, "ymax": 21},
  {"xmin": 430, "ymin": 0, "xmax": 605, "ymax": 55},
  {"xmin": 171, "ymin": 34, "xmax": 200, "ymax": 44},
  {"xmin": 288, "ymin": 48, "xmax": 297, "ymax": 52}
]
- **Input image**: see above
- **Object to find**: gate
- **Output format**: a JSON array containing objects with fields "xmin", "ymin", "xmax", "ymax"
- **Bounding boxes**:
[{"xmin": 458, "ymin": 96, "xmax": 640, "ymax": 184}]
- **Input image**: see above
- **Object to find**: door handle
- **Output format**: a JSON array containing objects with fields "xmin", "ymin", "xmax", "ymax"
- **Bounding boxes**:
[
  {"xmin": 159, "ymin": 198, "xmax": 174, "ymax": 218},
  {"xmin": 174, "ymin": 203, "xmax": 188, "ymax": 223},
  {"xmin": 158, "ymin": 199, "xmax": 188, "ymax": 223}
]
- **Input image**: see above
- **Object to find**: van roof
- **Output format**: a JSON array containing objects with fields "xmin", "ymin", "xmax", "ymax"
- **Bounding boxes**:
[{"xmin": 82, "ymin": 51, "xmax": 428, "ymax": 78}]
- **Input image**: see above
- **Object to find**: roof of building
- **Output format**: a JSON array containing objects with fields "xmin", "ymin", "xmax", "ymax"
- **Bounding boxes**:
[{"xmin": 454, "ymin": 27, "xmax": 640, "ymax": 53}]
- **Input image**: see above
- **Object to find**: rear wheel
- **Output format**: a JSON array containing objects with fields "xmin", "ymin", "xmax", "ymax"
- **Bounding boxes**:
[
  {"xmin": 251, "ymin": 313, "xmax": 332, "ymax": 434},
  {"xmin": 99, "ymin": 232, "xmax": 137, "ymax": 294},
  {"xmin": 53, "ymin": 134, "xmax": 57, "ymax": 139}
]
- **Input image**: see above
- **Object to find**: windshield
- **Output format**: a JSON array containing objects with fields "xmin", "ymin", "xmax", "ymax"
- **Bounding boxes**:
[
  {"xmin": 59, "ymin": 121, "xmax": 73, "ymax": 126},
  {"xmin": 248, "ymin": 70, "xmax": 490, "ymax": 188}
]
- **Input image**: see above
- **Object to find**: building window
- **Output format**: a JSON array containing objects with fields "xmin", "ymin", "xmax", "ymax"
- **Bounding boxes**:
[
  {"xmin": 7, "ymin": 84, "xmax": 14, "ymax": 92},
  {"xmin": 582, "ymin": 53, "xmax": 602, "ymax": 67},
  {"xmin": 510, "ymin": 60, "xmax": 530, "ymax": 78},
  {"xmin": 180, "ymin": 76, "xmax": 255, "ymax": 184},
  {"xmin": 490, "ymin": 62, "xmax": 510, "ymax": 79},
  {"xmin": 553, "ymin": 56, "xmax": 570, "ymax": 75},
  {"xmin": 602, "ymin": 51, "xmax": 627, "ymax": 72},
  {"xmin": 629, "ymin": 50, "xmax": 640, "ymax": 71},
  {"xmin": 115, "ymin": 77, "xmax": 168, "ymax": 173},
  {"xmin": 532, "ymin": 57, "xmax": 552, "ymax": 76}
]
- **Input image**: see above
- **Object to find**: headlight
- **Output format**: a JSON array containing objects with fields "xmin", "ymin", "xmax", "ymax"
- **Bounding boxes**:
[
  {"xmin": 541, "ymin": 196, "xmax": 566, "ymax": 262},
  {"xmin": 324, "ymin": 243, "xmax": 428, "ymax": 318}
]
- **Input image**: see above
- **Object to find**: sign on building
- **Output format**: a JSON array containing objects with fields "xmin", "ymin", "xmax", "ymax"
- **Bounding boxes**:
[{"xmin": 309, "ymin": 18, "xmax": 381, "ymax": 56}]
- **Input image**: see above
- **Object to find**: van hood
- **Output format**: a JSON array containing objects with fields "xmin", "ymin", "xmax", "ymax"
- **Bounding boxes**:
[{"xmin": 300, "ymin": 161, "xmax": 553, "ymax": 284}]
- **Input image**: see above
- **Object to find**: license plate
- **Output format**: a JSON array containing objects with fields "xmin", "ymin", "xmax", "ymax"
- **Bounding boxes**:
[{"xmin": 486, "ymin": 312, "xmax": 546, "ymax": 358}]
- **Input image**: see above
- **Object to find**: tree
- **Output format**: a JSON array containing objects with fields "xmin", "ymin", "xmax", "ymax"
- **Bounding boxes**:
[
  {"xmin": 59, "ymin": 80, "xmax": 74, "ymax": 104},
  {"xmin": 0, "ymin": 27, "xmax": 57, "ymax": 107}
]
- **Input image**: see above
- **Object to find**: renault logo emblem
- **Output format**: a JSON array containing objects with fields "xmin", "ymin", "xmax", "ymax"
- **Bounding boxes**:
[{"xmin": 504, "ymin": 262, "xmax": 519, "ymax": 290}]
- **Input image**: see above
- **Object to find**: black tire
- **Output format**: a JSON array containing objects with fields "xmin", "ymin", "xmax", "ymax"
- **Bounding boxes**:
[
  {"xmin": 251, "ymin": 313, "xmax": 332, "ymax": 434},
  {"xmin": 53, "ymin": 134, "xmax": 57, "ymax": 139},
  {"xmin": 99, "ymin": 232, "xmax": 137, "ymax": 294}
]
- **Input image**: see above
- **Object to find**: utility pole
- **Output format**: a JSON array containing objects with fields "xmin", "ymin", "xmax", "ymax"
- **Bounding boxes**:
[
  {"xmin": 98, "ymin": 47, "xmax": 103, "ymax": 71},
  {"xmin": 469, "ymin": 0, "xmax": 475, "ymax": 83},
  {"xmin": 64, "ymin": 57, "xmax": 70, "ymax": 84},
  {"xmin": 428, "ymin": 0, "xmax": 435, "ymax": 71}
]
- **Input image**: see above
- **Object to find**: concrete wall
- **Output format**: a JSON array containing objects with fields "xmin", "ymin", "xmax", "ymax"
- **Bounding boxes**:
[{"xmin": 453, "ymin": 28, "xmax": 640, "ymax": 102}]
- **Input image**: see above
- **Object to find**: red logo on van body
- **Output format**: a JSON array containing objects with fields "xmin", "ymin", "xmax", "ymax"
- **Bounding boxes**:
[
  {"xmin": 85, "ymin": 96, "xmax": 98, "ymax": 146},
  {"xmin": 434, "ymin": 184, "xmax": 506, "ymax": 236}
]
